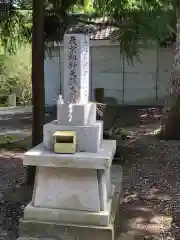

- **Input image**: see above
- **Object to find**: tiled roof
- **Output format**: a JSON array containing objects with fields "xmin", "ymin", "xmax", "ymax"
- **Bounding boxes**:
[
  {"xmin": 44, "ymin": 14, "xmax": 118, "ymax": 41},
  {"xmin": 67, "ymin": 17, "xmax": 117, "ymax": 40}
]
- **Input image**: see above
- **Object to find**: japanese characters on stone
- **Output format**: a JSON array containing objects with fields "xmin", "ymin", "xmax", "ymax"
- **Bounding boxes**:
[
  {"xmin": 82, "ymin": 35, "xmax": 89, "ymax": 101},
  {"xmin": 68, "ymin": 36, "xmax": 78, "ymax": 102}
]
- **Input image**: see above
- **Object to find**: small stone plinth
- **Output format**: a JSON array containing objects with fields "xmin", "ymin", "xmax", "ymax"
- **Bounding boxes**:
[
  {"xmin": 57, "ymin": 102, "xmax": 96, "ymax": 126},
  {"xmin": 43, "ymin": 120, "xmax": 103, "ymax": 153}
]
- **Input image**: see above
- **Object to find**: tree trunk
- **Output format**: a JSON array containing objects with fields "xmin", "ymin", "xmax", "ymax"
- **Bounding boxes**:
[
  {"xmin": 161, "ymin": 6, "xmax": 180, "ymax": 139},
  {"xmin": 27, "ymin": 0, "xmax": 44, "ymax": 186}
]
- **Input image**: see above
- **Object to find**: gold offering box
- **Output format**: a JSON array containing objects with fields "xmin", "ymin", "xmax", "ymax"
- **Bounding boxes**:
[{"xmin": 53, "ymin": 131, "xmax": 76, "ymax": 154}]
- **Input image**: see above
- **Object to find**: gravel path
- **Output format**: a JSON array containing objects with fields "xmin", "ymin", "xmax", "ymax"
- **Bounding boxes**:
[
  {"xmin": 0, "ymin": 151, "xmax": 26, "ymax": 240},
  {"xmin": 115, "ymin": 136, "xmax": 179, "ymax": 240}
]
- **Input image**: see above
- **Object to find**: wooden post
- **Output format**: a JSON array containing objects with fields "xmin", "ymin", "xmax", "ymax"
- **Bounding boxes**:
[
  {"xmin": 94, "ymin": 88, "xmax": 104, "ymax": 120},
  {"xmin": 27, "ymin": 0, "xmax": 44, "ymax": 186}
]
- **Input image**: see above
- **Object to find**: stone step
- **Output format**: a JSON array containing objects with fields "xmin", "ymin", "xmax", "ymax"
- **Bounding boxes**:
[{"xmin": 18, "ymin": 191, "xmax": 119, "ymax": 240}]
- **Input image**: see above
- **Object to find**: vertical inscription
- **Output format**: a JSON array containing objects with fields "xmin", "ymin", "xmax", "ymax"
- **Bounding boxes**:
[
  {"xmin": 82, "ymin": 35, "xmax": 89, "ymax": 101},
  {"xmin": 64, "ymin": 34, "xmax": 90, "ymax": 103},
  {"xmin": 68, "ymin": 36, "xmax": 78, "ymax": 102}
]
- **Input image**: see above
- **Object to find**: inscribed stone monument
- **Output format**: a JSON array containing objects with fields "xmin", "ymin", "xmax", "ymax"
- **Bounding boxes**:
[{"xmin": 17, "ymin": 33, "xmax": 122, "ymax": 240}]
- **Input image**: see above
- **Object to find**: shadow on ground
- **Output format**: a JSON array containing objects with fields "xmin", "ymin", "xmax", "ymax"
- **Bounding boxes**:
[{"xmin": 114, "ymin": 132, "xmax": 179, "ymax": 240}]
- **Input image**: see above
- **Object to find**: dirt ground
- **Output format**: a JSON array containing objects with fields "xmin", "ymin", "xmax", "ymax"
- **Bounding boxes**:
[{"xmin": 0, "ymin": 108, "xmax": 180, "ymax": 239}]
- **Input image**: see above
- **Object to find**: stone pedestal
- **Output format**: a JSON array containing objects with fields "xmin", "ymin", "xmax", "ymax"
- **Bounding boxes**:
[{"xmin": 17, "ymin": 140, "xmax": 121, "ymax": 240}]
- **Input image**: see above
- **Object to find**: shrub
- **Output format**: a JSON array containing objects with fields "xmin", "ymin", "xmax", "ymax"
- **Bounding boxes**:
[{"xmin": 0, "ymin": 45, "xmax": 32, "ymax": 106}]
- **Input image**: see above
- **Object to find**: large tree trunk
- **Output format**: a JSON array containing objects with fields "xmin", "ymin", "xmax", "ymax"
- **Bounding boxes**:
[
  {"xmin": 161, "ymin": 6, "xmax": 180, "ymax": 139},
  {"xmin": 27, "ymin": 0, "xmax": 44, "ymax": 186}
]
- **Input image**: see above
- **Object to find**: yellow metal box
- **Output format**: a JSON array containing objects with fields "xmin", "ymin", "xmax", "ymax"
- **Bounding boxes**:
[{"xmin": 53, "ymin": 131, "xmax": 76, "ymax": 154}]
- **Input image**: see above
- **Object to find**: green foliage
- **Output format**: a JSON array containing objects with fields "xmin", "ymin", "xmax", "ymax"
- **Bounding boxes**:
[
  {"xmin": 94, "ymin": 0, "xmax": 176, "ymax": 62},
  {"xmin": 0, "ymin": 9, "xmax": 32, "ymax": 55},
  {"xmin": 0, "ymin": 0, "xmax": 94, "ymax": 54},
  {"xmin": 18, "ymin": 0, "xmax": 33, "ymax": 9},
  {"xmin": 46, "ymin": 0, "xmax": 176, "ymax": 61},
  {"xmin": 0, "ymin": 0, "xmax": 177, "ymax": 62},
  {"xmin": 72, "ymin": 0, "xmax": 94, "ymax": 13},
  {"xmin": 0, "ymin": 46, "xmax": 32, "ymax": 106},
  {"xmin": 0, "ymin": 55, "xmax": 17, "ymax": 95}
]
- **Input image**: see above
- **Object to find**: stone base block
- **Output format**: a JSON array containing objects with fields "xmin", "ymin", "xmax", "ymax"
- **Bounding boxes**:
[
  {"xmin": 18, "ymin": 191, "xmax": 119, "ymax": 240},
  {"xmin": 17, "ymin": 166, "xmax": 123, "ymax": 240},
  {"xmin": 33, "ymin": 167, "xmax": 101, "ymax": 212},
  {"xmin": 43, "ymin": 120, "xmax": 103, "ymax": 153},
  {"xmin": 18, "ymin": 220, "xmax": 115, "ymax": 240},
  {"xmin": 24, "ymin": 185, "xmax": 117, "ymax": 226},
  {"xmin": 57, "ymin": 102, "xmax": 96, "ymax": 126}
]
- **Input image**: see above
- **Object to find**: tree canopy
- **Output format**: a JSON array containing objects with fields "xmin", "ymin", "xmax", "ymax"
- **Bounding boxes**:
[
  {"xmin": 0, "ymin": 0, "xmax": 177, "ymax": 60},
  {"xmin": 93, "ymin": 0, "xmax": 176, "ymax": 59}
]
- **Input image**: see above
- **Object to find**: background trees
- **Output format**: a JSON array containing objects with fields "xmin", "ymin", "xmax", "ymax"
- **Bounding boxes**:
[{"xmin": 0, "ymin": 0, "xmax": 176, "ymax": 59}]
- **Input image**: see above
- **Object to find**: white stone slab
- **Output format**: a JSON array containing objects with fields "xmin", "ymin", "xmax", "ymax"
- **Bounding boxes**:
[
  {"xmin": 43, "ymin": 120, "xmax": 102, "ymax": 153},
  {"xmin": 64, "ymin": 34, "xmax": 89, "ymax": 104},
  {"xmin": 24, "ymin": 188, "xmax": 114, "ymax": 226},
  {"xmin": 97, "ymin": 169, "xmax": 107, "ymax": 212},
  {"xmin": 111, "ymin": 165, "xmax": 123, "ymax": 194},
  {"xmin": 57, "ymin": 102, "xmax": 96, "ymax": 126},
  {"xmin": 23, "ymin": 140, "xmax": 116, "ymax": 169},
  {"xmin": 97, "ymin": 169, "xmax": 112, "ymax": 212},
  {"xmin": 33, "ymin": 167, "xmax": 100, "ymax": 212},
  {"xmin": 106, "ymin": 168, "xmax": 111, "ymax": 197}
]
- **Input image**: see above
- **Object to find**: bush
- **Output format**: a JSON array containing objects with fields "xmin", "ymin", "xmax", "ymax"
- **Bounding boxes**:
[{"xmin": 0, "ymin": 45, "xmax": 32, "ymax": 106}]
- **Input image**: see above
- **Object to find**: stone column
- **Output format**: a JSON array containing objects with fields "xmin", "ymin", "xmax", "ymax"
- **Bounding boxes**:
[{"xmin": 63, "ymin": 34, "xmax": 89, "ymax": 104}]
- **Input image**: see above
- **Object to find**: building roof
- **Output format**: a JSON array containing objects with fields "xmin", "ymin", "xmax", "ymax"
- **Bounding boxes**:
[
  {"xmin": 44, "ymin": 14, "xmax": 175, "ymax": 45},
  {"xmin": 44, "ymin": 14, "xmax": 118, "ymax": 42},
  {"xmin": 66, "ymin": 17, "xmax": 117, "ymax": 40}
]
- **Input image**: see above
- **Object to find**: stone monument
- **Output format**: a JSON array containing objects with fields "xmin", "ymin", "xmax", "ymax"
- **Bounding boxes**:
[{"xmin": 17, "ymin": 34, "xmax": 121, "ymax": 240}]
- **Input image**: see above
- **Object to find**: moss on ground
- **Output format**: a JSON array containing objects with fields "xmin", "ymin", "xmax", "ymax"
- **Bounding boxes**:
[
  {"xmin": 0, "ymin": 135, "xmax": 31, "ymax": 150},
  {"xmin": 0, "ymin": 104, "xmax": 8, "ymax": 107}
]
